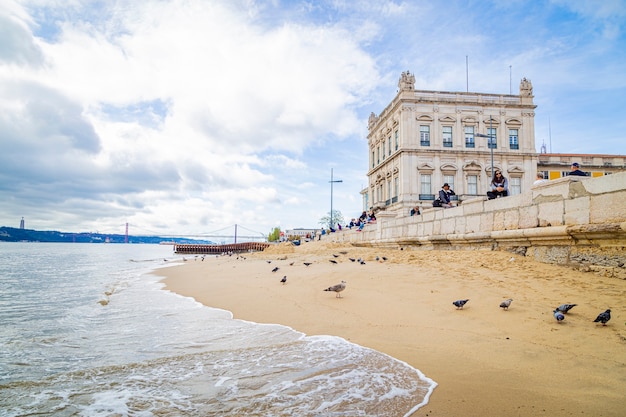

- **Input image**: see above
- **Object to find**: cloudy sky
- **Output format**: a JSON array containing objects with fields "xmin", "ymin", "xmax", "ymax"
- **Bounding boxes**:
[{"xmin": 1, "ymin": 0, "xmax": 625, "ymax": 240}]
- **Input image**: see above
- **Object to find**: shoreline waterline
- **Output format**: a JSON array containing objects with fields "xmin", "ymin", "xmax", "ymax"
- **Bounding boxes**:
[{"xmin": 160, "ymin": 241, "xmax": 626, "ymax": 417}]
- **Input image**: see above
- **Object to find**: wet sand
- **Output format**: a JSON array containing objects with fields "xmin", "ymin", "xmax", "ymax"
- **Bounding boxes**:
[{"xmin": 161, "ymin": 241, "xmax": 626, "ymax": 416}]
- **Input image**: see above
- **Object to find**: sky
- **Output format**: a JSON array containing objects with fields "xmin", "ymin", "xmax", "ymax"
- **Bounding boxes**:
[{"xmin": 1, "ymin": 0, "xmax": 625, "ymax": 240}]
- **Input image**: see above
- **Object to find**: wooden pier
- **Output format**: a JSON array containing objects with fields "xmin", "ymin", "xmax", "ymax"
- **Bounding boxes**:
[{"xmin": 174, "ymin": 242, "xmax": 271, "ymax": 254}]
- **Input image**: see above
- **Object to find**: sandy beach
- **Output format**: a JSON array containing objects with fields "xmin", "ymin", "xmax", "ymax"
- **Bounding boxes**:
[{"xmin": 161, "ymin": 241, "xmax": 626, "ymax": 417}]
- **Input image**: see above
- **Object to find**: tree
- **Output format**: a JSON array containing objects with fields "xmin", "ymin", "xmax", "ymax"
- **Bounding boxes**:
[
  {"xmin": 268, "ymin": 227, "xmax": 281, "ymax": 242},
  {"xmin": 319, "ymin": 210, "xmax": 344, "ymax": 229}
]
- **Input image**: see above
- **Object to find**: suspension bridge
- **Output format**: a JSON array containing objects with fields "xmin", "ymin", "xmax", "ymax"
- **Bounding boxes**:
[{"xmin": 98, "ymin": 223, "xmax": 268, "ymax": 244}]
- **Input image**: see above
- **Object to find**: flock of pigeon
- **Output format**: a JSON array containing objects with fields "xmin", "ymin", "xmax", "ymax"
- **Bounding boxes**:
[
  {"xmin": 267, "ymin": 254, "xmax": 613, "ymax": 326},
  {"xmin": 453, "ymin": 298, "xmax": 612, "ymax": 325}
]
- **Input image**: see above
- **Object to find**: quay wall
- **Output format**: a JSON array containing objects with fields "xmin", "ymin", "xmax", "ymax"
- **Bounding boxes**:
[{"xmin": 323, "ymin": 171, "xmax": 626, "ymax": 278}]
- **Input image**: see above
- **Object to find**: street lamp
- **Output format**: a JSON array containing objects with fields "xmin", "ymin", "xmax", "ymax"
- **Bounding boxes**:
[
  {"xmin": 475, "ymin": 116, "xmax": 495, "ymax": 181},
  {"xmin": 329, "ymin": 168, "xmax": 343, "ymax": 230}
]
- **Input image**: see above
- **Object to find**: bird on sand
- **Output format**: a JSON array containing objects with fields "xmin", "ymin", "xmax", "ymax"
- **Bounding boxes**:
[
  {"xmin": 556, "ymin": 304, "xmax": 577, "ymax": 314},
  {"xmin": 593, "ymin": 309, "xmax": 611, "ymax": 326},
  {"xmin": 289, "ymin": 261, "xmax": 294, "ymax": 266},
  {"xmin": 553, "ymin": 309, "xmax": 565, "ymax": 322},
  {"xmin": 329, "ymin": 259, "xmax": 338, "ymax": 264},
  {"xmin": 332, "ymin": 254, "xmax": 340, "ymax": 258},
  {"xmin": 453, "ymin": 299, "xmax": 469, "ymax": 309},
  {"xmin": 266, "ymin": 260, "xmax": 272, "ymax": 263},
  {"xmin": 349, "ymin": 257, "xmax": 356, "ymax": 262},
  {"xmin": 271, "ymin": 266, "xmax": 279, "ymax": 273},
  {"xmin": 324, "ymin": 280, "xmax": 346, "ymax": 298},
  {"xmin": 280, "ymin": 276, "xmax": 287, "ymax": 284},
  {"xmin": 303, "ymin": 262, "xmax": 312, "ymax": 266},
  {"xmin": 499, "ymin": 298, "xmax": 513, "ymax": 310}
]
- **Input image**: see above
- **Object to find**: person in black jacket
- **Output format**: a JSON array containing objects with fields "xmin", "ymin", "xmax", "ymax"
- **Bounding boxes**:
[
  {"xmin": 568, "ymin": 162, "xmax": 587, "ymax": 176},
  {"xmin": 438, "ymin": 183, "xmax": 456, "ymax": 208}
]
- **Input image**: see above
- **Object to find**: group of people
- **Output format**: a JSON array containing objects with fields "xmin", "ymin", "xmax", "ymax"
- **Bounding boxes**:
[
  {"xmin": 427, "ymin": 161, "xmax": 586, "ymax": 208},
  {"xmin": 346, "ymin": 211, "xmax": 376, "ymax": 231}
]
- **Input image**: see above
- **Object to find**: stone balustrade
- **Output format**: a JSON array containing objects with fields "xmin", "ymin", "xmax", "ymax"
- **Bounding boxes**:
[{"xmin": 323, "ymin": 172, "xmax": 626, "ymax": 278}]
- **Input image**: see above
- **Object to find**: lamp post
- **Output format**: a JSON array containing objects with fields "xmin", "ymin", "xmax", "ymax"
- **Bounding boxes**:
[
  {"xmin": 329, "ymin": 168, "xmax": 343, "ymax": 230},
  {"xmin": 475, "ymin": 116, "xmax": 495, "ymax": 180}
]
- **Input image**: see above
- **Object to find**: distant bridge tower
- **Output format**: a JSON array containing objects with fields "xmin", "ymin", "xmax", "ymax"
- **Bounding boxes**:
[
  {"xmin": 19, "ymin": 217, "xmax": 25, "ymax": 229},
  {"xmin": 125, "ymin": 222, "xmax": 129, "ymax": 243}
]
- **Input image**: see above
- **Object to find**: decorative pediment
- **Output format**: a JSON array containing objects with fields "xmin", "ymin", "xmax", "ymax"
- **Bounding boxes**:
[
  {"xmin": 462, "ymin": 116, "xmax": 478, "ymax": 124},
  {"xmin": 440, "ymin": 163, "xmax": 458, "ymax": 172},
  {"xmin": 462, "ymin": 161, "xmax": 482, "ymax": 172},
  {"xmin": 485, "ymin": 166, "xmax": 502, "ymax": 175},
  {"xmin": 416, "ymin": 114, "xmax": 434, "ymax": 122},
  {"xmin": 417, "ymin": 163, "xmax": 435, "ymax": 172},
  {"xmin": 505, "ymin": 118, "xmax": 522, "ymax": 126},
  {"xmin": 483, "ymin": 117, "xmax": 500, "ymax": 126},
  {"xmin": 438, "ymin": 115, "xmax": 456, "ymax": 123},
  {"xmin": 507, "ymin": 166, "xmax": 525, "ymax": 174}
]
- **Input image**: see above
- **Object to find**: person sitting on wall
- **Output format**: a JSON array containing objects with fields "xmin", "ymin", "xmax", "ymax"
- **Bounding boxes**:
[
  {"xmin": 410, "ymin": 206, "xmax": 421, "ymax": 216},
  {"xmin": 568, "ymin": 162, "xmax": 587, "ymax": 176},
  {"xmin": 438, "ymin": 183, "xmax": 456, "ymax": 208},
  {"xmin": 487, "ymin": 170, "xmax": 509, "ymax": 200}
]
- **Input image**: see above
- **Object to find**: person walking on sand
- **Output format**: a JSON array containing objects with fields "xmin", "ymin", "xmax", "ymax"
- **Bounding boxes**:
[{"xmin": 487, "ymin": 170, "xmax": 509, "ymax": 200}]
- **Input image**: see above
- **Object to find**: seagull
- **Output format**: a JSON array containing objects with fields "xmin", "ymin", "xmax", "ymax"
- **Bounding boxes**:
[
  {"xmin": 593, "ymin": 309, "xmax": 611, "ymax": 326},
  {"xmin": 453, "ymin": 299, "xmax": 469, "ymax": 309},
  {"xmin": 324, "ymin": 280, "xmax": 346, "ymax": 298},
  {"xmin": 553, "ymin": 309, "xmax": 565, "ymax": 322},
  {"xmin": 271, "ymin": 266, "xmax": 279, "ymax": 273},
  {"xmin": 303, "ymin": 262, "xmax": 312, "ymax": 266},
  {"xmin": 499, "ymin": 298, "xmax": 513, "ymax": 310},
  {"xmin": 556, "ymin": 304, "xmax": 577, "ymax": 314},
  {"xmin": 329, "ymin": 259, "xmax": 337, "ymax": 264},
  {"xmin": 280, "ymin": 276, "xmax": 287, "ymax": 284}
]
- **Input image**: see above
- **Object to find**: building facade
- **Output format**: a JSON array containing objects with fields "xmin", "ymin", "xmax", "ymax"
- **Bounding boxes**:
[
  {"xmin": 364, "ymin": 71, "xmax": 538, "ymax": 215},
  {"xmin": 537, "ymin": 152, "xmax": 626, "ymax": 179}
]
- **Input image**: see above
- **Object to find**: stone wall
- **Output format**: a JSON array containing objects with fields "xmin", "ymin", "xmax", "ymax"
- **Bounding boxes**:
[{"xmin": 323, "ymin": 171, "xmax": 626, "ymax": 278}]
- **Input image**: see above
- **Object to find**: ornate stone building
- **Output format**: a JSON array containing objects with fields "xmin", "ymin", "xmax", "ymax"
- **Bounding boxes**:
[{"xmin": 364, "ymin": 71, "xmax": 538, "ymax": 214}]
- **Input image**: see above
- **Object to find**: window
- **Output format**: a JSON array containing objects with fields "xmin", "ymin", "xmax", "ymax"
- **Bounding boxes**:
[
  {"xmin": 509, "ymin": 129, "xmax": 519, "ymax": 150},
  {"xmin": 371, "ymin": 151, "xmax": 375, "ymax": 168},
  {"xmin": 386, "ymin": 180, "xmax": 392, "ymax": 205},
  {"xmin": 510, "ymin": 177, "xmax": 521, "ymax": 195},
  {"xmin": 394, "ymin": 130, "xmax": 399, "ymax": 150},
  {"xmin": 443, "ymin": 175, "xmax": 455, "ymax": 191},
  {"xmin": 382, "ymin": 142, "xmax": 386, "ymax": 160},
  {"xmin": 488, "ymin": 127, "xmax": 497, "ymax": 149},
  {"xmin": 442, "ymin": 126, "xmax": 453, "ymax": 147},
  {"xmin": 388, "ymin": 137, "xmax": 392, "ymax": 156},
  {"xmin": 394, "ymin": 176, "xmax": 399, "ymax": 197},
  {"xmin": 377, "ymin": 146, "xmax": 380, "ymax": 164},
  {"xmin": 467, "ymin": 175, "xmax": 478, "ymax": 195},
  {"xmin": 464, "ymin": 126, "xmax": 475, "ymax": 148},
  {"xmin": 420, "ymin": 125, "xmax": 430, "ymax": 146},
  {"xmin": 420, "ymin": 174, "xmax": 432, "ymax": 195}
]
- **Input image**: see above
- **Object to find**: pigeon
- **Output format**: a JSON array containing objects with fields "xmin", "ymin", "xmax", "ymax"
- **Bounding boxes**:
[
  {"xmin": 382, "ymin": 256, "xmax": 388, "ymax": 261},
  {"xmin": 332, "ymin": 254, "xmax": 340, "ymax": 258},
  {"xmin": 289, "ymin": 261, "xmax": 294, "ymax": 266},
  {"xmin": 329, "ymin": 259, "xmax": 338, "ymax": 264},
  {"xmin": 271, "ymin": 266, "xmax": 279, "ymax": 273},
  {"xmin": 360, "ymin": 260, "xmax": 366, "ymax": 265},
  {"xmin": 453, "ymin": 299, "xmax": 469, "ymax": 309},
  {"xmin": 553, "ymin": 309, "xmax": 565, "ymax": 322},
  {"xmin": 266, "ymin": 260, "xmax": 272, "ymax": 263},
  {"xmin": 324, "ymin": 280, "xmax": 346, "ymax": 298},
  {"xmin": 499, "ymin": 298, "xmax": 513, "ymax": 310},
  {"xmin": 349, "ymin": 258, "xmax": 356, "ymax": 262},
  {"xmin": 556, "ymin": 304, "xmax": 577, "ymax": 314},
  {"xmin": 593, "ymin": 309, "xmax": 611, "ymax": 326},
  {"xmin": 303, "ymin": 262, "xmax": 312, "ymax": 266},
  {"xmin": 280, "ymin": 276, "xmax": 287, "ymax": 284},
  {"xmin": 375, "ymin": 256, "xmax": 380, "ymax": 261}
]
